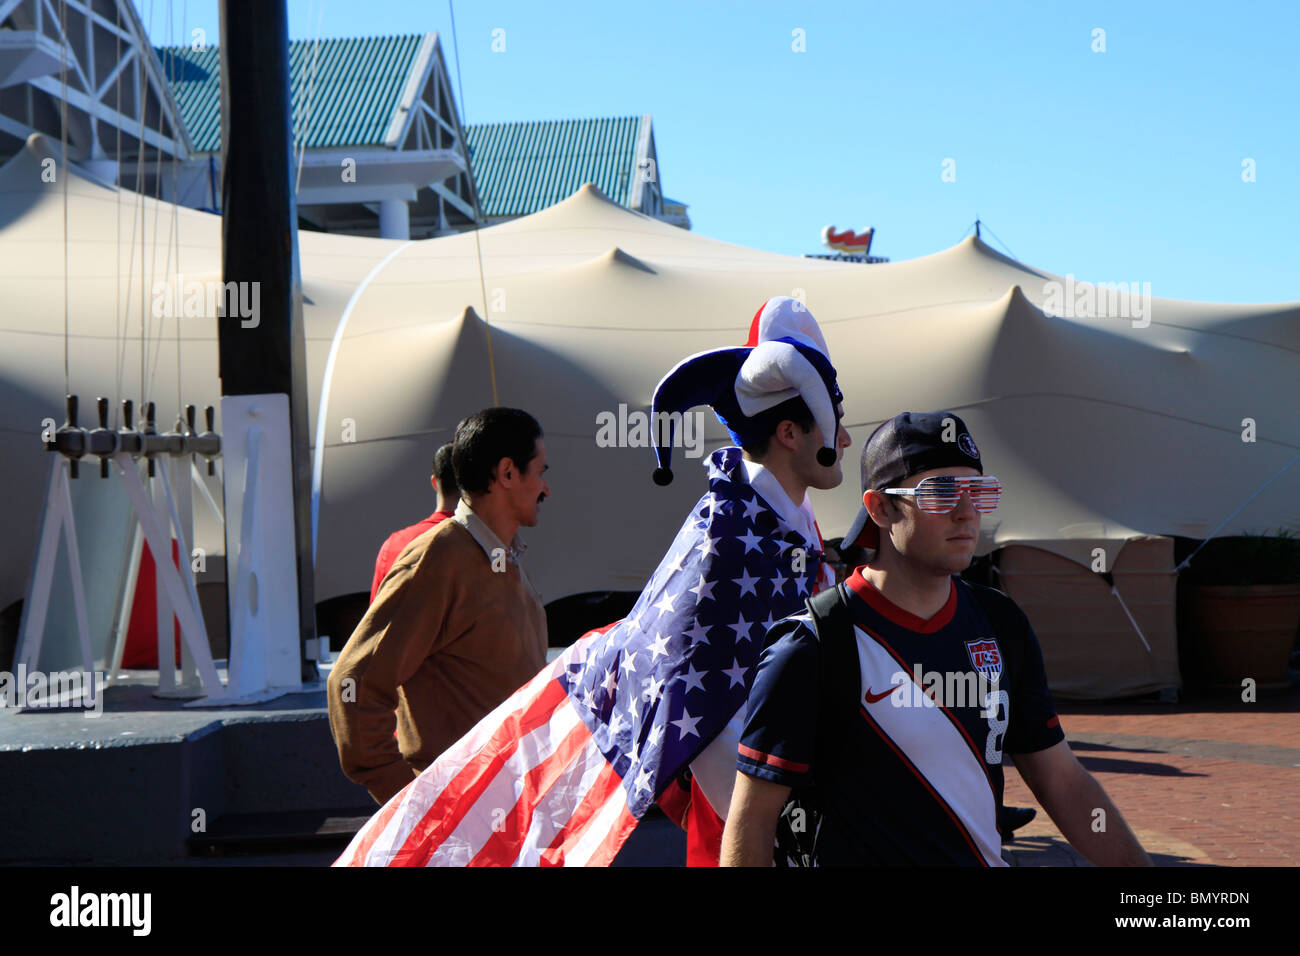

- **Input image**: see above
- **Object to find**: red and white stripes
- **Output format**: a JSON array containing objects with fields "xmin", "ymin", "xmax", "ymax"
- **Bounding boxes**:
[{"xmin": 335, "ymin": 632, "xmax": 638, "ymax": 868}]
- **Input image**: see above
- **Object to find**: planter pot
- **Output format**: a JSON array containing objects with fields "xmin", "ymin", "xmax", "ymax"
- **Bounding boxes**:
[{"xmin": 1191, "ymin": 584, "xmax": 1300, "ymax": 693}]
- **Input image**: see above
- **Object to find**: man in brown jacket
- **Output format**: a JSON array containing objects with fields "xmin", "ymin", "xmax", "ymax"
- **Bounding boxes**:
[{"xmin": 327, "ymin": 407, "xmax": 551, "ymax": 805}]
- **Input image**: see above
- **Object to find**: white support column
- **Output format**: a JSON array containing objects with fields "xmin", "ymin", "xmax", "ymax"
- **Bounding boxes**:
[
  {"xmin": 378, "ymin": 197, "xmax": 410, "ymax": 239},
  {"xmin": 14, "ymin": 457, "xmax": 94, "ymax": 679},
  {"xmin": 115, "ymin": 454, "xmax": 225, "ymax": 700},
  {"xmin": 154, "ymin": 455, "xmax": 202, "ymax": 697},
  {"xmin": 106, "ymin": 523, "xmax": 142, "ymax": 684},
  {"xmin": 170, "ymin": 455, "xmax": 200, "ymax": 691},
  {"xmin": 153, "ymin": 469, "xmax": 177, "ymax": 694},
  {"xmin": 222, "ymin": 394, "xmax": 303, "ymax": 702}
]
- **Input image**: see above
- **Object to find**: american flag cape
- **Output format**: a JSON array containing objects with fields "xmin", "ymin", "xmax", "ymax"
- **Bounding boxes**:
[{"xmin": 335, "ymin": 447, "xmax": 828, "ymax": 866}]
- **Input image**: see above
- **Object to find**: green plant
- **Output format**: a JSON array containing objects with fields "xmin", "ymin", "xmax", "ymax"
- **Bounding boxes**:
[{"xmin": 1185, "ymin": 530, "xmax": 1300, "ymax": 587}]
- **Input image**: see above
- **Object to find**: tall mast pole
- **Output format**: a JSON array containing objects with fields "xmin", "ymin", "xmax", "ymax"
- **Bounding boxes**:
[{"xmin": 217, "ymin": 0, "xmax": 317, "ymax": 684}]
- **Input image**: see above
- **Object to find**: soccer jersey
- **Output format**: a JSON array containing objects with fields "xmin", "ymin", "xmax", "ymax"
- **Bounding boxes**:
[{"xmin": 737, "ymin": 568, "xmax": 1065, "ymax": 866}]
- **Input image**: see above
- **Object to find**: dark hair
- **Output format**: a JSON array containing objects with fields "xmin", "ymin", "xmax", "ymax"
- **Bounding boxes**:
[
  {"xmin": 452, "ymin": 408, "xmax": 543, "ymax": 496},
  {"xmin": 432, "ymin": 442, "xmax": 459, "ymax": 499},
  {"xmin": 740, "ymin": 397, "xmax": 816, "ymax": 459}
]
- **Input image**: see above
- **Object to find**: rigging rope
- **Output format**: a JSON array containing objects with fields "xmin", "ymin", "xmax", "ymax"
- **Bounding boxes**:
[
  {"xmin": 980, "ymin": 221, "xmax": 1018, "ymax": 262},
  {"xmin": 172, "ymin": 0, "xmax": 186, "ymax": 416},
  {"xmin": 113, "ymin": 0, "xmax": 123, "ymax": 426},
  {"xmin": 1175, "ymin": 450, "xmax": 1300, "ymax": 572},
  {"xmin": 137, "ymin": 0, "xmax": 152, "ymax": 411},
  {"xmin": 295, "ymin": 0, "xmax": 325, "ymax": 196},
  {"xmin": 59, "ymin": 0, "xmax": 69, "ymax": 395},
  {"xmin": 449, "ymin": 0, "xmax": 498, "ymax": 405},
  {"xmin": 145, "ymin": 0, "xmax": 180, "ymax": 410}
]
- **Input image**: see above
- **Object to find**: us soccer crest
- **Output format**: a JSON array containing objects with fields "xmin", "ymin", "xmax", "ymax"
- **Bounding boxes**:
[{"xmin": 965, "ymin": 638, "xmax": 1002, "ymax": 684}]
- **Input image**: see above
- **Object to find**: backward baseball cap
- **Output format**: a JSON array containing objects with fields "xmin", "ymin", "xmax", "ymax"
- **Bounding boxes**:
[{"xmin": 842, "ymin": 411, "xmax": 983, "ymax": 550}]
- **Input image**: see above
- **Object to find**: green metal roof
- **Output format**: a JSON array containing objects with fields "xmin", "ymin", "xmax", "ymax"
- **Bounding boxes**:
[
  {"xmin": 464, "ymin": 116, "xmax": 643, "ymax": 218},
  {"xmin": 157, "ymin": 34, "xmax": 426, "ymax": 153}
]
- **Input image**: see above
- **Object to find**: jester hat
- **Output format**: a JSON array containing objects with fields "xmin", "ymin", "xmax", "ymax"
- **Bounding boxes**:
[{"xmin": 650, "ymin": 296, "xmax": 843, "ymax": 485}]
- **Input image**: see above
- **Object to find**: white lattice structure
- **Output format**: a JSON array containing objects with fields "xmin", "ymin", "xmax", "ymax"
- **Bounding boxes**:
[{"xmin": 0, "ymin": 0, "xmax": 194, "ymax": 193}]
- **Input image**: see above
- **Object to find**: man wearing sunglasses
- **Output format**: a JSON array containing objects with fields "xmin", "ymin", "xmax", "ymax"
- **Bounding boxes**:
[{"xmin": 721, "ymin": 411, "xmax": 1151, "ymax": 866}]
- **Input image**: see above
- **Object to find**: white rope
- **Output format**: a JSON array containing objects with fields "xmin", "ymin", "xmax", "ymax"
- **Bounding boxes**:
[
  {"xmin": 1176, "ymin": 449, "xmax": 1300, "ymax": 572},
  {"xmin": 993, "ymin": 560, "xmax": 1154, "ymax": 654},
  {"xmin": 59, "ymin": 0, "xmax": 69, "ymax": 393},
  {"xmin": 448, "ymin": 0, "xmax": 498, "ymax": 403},
  {"xmin": 145, "ymin": 1, "xmax": 177, "ymax": 408},
  {"xmin": 113, "ymin": 0, "xmax": 123, "ymax": 425},
  {"xmin": 172, "ymin": 0, "xmax": 186, "ymax": 413},
  {"xmin": 137, "ymin": 0, "xmax": 153, "ymax": 407},
  {"xmin": 295, "ymin": 0, "xmax": 326, "ymax": 195},
  {"xmin": 1109, "ymin": 585, "xmax": 1152, "ymax": 654}
]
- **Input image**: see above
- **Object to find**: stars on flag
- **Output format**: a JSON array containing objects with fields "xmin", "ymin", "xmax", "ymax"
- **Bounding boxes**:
[
  {"xmin": 648, "ymin": 631, "xmax": 671, "ymax": 662},
  {"xmin": 733, "ymin": 569, "xmax": 760, "ymax": 597},
  {"xmin": 688, "ymin": 573, "xmax": 716, "ymax": 601},
  {"xmin": 678, "ymin": 664, "xmax": 707, "ymax": 694},
  {"xmin": 737, "ymin": 528, "xmax": 764, "ymax": 554},
  {"xmin": 634, "ymin": 766, "xmax": 653, "ymax": 793},
  {"xmin": 548, "ymin": 448, "xmax": 832, "ymax": 819},
  {"xmin": 683, "ymin": 619, "xmax": 711, "ymax": 645},
  {"xmin": 642, "ymin": 674, "xmax": 665, "ymax": 703},
  {"xmin": 619, "ymin": 650, "xmax": 638, "ymax": 677},
  {"xmin": 672, "ymin": 709, "xmax": 702, "ymax": 740}
]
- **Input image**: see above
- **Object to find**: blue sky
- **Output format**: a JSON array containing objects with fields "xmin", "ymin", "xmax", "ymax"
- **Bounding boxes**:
[{"xmin": 137, "ymin": 1, "xmax": 1298, "ymax": 304}]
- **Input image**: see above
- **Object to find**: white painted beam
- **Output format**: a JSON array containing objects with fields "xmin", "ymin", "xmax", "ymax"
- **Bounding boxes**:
[
  {"xmin": 94, "ymin": 46, "xmax": 134, "ymax": 101},
  {"xmin": 29, "ymin": 73, "xmax": 182, "ymax": 156},
  {"xmin": 429, "ymin": 179, "xmax": 475, "ymax": 221},
  {"xmin": 296, "ymin": 182, "xmax": 418, "ymax": 206},
  {"xmin": 0, "ymin": 0, "xmax": 27, "ymax": 26},
  {"xmin": 384, "ymin": 31, "xmax": 436, "ymax": 147}
]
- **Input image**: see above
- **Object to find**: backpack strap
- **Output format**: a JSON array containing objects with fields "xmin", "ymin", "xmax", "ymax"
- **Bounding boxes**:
[
  {"xmin": 764, "ymin": 584, "xmax": 860, "ymax": 866},
  {"xmin": 802, "ymin": 584, "xmax": 861, "ymax": 775}
]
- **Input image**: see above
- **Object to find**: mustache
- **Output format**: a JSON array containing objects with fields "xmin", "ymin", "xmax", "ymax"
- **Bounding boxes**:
[{"xmin": 537, "ymin": 493, "xmax": 547, "ymax": 505}]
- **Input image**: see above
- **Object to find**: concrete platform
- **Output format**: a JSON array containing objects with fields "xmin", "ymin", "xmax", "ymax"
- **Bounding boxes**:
[
  {"xmin": 0, "ymin": 668, "xmax": 373, "ymax": 864},
  {"xmin": 0, "ymin": 665, "xmax": 687, "ymax": 866}
]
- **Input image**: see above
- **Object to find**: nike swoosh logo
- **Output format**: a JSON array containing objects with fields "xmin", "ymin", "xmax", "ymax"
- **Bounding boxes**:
[{"xmin": 864, "ymin": 686, "xmax": 896, "ymax": 704}]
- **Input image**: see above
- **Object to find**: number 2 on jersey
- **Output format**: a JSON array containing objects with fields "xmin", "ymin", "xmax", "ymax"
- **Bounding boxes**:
[{"xmin": 983, "ymin": 690, "xmax": 1008, "ymax": 764}]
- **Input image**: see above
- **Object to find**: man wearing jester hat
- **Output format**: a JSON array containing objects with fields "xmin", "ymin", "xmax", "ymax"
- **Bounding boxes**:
[
  {"xmin": 646, "ymin": 295, "xmax": 850, "ymax": 865},
  {"xmin": 333, "ymin": 295, "xmax": 850, "ymax": 868}
]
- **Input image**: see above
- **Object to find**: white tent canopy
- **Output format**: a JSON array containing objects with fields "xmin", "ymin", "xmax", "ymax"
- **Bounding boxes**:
[{"xmin": 2, "ymin": 132, "xmax": 1297, "ymax": 621}]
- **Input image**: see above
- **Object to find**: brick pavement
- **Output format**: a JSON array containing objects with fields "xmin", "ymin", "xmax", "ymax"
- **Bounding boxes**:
[{"xmin": 1002, "ymin": 684, "xmax": 1300, "ymax": 866}]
